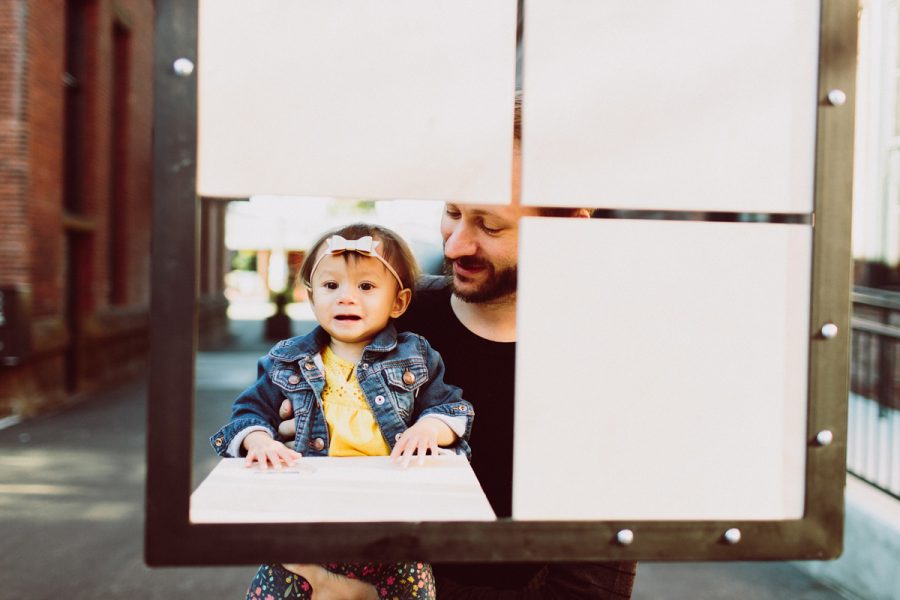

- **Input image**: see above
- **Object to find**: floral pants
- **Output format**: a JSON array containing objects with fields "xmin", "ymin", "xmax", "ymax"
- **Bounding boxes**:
[{"xmin": 246, "ymin": 562, "xmax": 436, "ymax": 600}]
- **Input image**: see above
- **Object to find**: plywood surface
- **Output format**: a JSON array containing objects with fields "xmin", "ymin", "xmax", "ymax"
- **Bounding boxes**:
[
  {"xmin": 198, "ymin": 0, "xmax": 517, "ymax": 203},
  {"xmin": 520, "ymin": 0, "xmax": 820, "ymax": 212},
  {"xmin": 513, "ymin": 218, "xmax": 811, "ymax": 520},
  {"xmin": 191, "ymin": 456, "xmax": 496, "ymax": 523}
]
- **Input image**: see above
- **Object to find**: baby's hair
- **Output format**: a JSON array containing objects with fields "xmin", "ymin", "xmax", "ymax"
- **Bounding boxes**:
[{"xmin": 299, "ymin": 223, "xmax": 420, "ymax": 297}]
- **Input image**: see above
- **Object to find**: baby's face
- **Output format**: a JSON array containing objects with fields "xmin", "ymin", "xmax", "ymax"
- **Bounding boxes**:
[{"xmin": 308, "ymin": 252, "xmax": 405, "ymax": 346}]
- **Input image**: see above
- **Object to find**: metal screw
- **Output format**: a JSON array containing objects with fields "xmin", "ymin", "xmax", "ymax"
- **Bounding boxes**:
[
  {"xmin": 820, "ymin": 323, "xmax": 839, "ymax": 339},
  {"xmin": 815, "ymin": 430, "xmax": 834, "ymax": 446},
  {"xmin": 826, "ymin": 89, "xmax": 847, "ymax": 106},
  {"xmin": 723, "ymin": 528, "xmax": 742, "ymax": 545},
  {"xmin": 616, "ymin": 529, "xmax": 634, "ymax": 546},
  {"xmin": 173, "ymin": 57, "xmax": 195, "ymax": 77}
]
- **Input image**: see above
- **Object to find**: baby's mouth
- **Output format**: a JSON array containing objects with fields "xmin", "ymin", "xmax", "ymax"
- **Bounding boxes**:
[{"xmin": 334, "ymin": 315, "xmax": 361, "ymax": 321}]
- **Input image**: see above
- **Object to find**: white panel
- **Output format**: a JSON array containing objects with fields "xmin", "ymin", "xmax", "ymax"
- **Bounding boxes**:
[
  {"xmin": 198, "ymin": 0, "xmax": 517, "ymax": 203},
  {"xmin": 514, "ymin": 218, "xmax": 810, "ymax": 520},
  {"xmin": 521, "ymin": 1, "xmax": 820, "ymax": 213},
  {"xmin": 191, "ymin": 456, "xmax": 495, "ymax": 523}
]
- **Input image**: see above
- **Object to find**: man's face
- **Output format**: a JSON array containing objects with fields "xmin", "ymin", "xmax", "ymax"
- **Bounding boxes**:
[
  {"xmin": 440, "ymin": 148, "xmax": 543, "ymax": 303},
  {"xmin": 440, "ymin": 155, "xmax": 541, "ymax": 303}
]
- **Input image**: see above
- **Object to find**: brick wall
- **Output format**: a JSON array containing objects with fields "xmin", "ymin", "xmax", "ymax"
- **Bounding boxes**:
[
  {"xmin": 27, "ymin": 0, "xmax": 64, "ymax": 320},
  {"xmin": 0, "ymin": 0, "xmax": 160, "ymax": 416},
  {"xmin": 0, "ymin": 0, "xmax": 29, "ymax": 292}
]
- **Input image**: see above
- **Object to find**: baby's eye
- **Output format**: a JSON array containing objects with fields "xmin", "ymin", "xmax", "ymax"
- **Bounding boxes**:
[
  {"xmin": 359, "ymin": 282, "xmax": 375, "ymax": 291},
  {"xmin": 323, "ymin": 281, "xmax": 338, "ymax": 290}
]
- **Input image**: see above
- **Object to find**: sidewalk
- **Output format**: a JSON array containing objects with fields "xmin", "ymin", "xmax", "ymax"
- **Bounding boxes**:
[{"xmin": 0, "ymin": 317, "xmax": 857, "ymax": 599}]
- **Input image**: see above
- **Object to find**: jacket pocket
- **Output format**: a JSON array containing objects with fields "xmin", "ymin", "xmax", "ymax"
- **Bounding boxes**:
[
  {"xmin": 382, "ymin": 360, "xmax": 429, "ymax": 421},
  {"xmin": 382, "ymin": 360, "xmax": 429, "ymax": 391},
  {"xmin": 270, "ymin": 366, "xmax": 313, "ymax": 416}
]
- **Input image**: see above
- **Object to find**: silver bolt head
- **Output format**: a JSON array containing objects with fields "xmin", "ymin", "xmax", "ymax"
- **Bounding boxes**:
[
  {"xmin": 616, "ymin": 529, "xmax": 634, "ymax": 546},
  {"xmin": 827, "ymin": 89, "xmax": 847, "ymax": 106},
  {"xmin": 173, "ymin": 57, "xmax": 195, "ymax": 77},
  {"xmin": 821, "ymin": 323, "xmax": 839, "ymax": 339},
  {"xmin": 724, "ymin": 528, "xmax": 742, "ymax": 544},
  {"xmin": 816, "ymin": 430, "xmax": 834, "ymax": 446}
]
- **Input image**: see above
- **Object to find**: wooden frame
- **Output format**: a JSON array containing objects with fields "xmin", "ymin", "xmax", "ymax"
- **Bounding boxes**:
[{"xmin": 145, "ymin": 0, "xmax": 857, "ymax": 565}]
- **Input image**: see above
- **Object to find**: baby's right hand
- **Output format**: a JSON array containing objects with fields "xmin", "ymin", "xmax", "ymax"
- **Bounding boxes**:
[{"xmin": 243, "ymin": 431, "xmax": 302, "ymax": 470}]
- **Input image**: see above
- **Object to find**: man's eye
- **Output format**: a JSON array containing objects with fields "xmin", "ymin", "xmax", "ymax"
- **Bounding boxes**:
[
  {"xmin": 481, "ymin": 223, "xmax": 502, "ymax": 235},
  {"xmin": 444, "ymin": 209, "xmax": 461, "ymax": 219},
  {"xmin": 359, "ymin": 282, "xmax": 375, "ymax": 291}
]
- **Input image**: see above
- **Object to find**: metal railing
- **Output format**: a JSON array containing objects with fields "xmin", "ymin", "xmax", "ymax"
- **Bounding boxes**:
[{"xmin": 847, "ymin": 286, "xmax": 900, "ymax": 499}]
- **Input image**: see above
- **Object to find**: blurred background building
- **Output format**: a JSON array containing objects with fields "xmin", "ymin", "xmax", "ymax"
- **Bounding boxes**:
[
  {"xmin": 0, "ymin": 0, "xmax": 232, "ymax": 417},
  {"xmin": 0, "ymin": 0, "xmax": 161, "ymax": 416}
]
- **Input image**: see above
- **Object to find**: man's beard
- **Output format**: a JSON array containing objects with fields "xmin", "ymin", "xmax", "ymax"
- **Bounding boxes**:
[{"xmin": 442, "ymin": 257, "xmax": 518, "ymax": 303}]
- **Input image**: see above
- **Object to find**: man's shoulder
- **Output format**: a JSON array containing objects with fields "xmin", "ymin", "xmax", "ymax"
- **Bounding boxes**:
[
  {"xmin": 408, "ymin": 275, "xmax": 453, "ymax": 316},
  {"xmin": 397, "ymin": 276, "xmax": 453, "ymax": 337},
  {"xmin": 414, "ymin": 274, "xmax": 452, "ymax": 294}
]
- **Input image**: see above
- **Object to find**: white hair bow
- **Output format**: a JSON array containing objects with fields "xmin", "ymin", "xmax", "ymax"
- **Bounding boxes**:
[{"xmin": 326, "ymin": 235, "xmax": 380, "ymax": 255}]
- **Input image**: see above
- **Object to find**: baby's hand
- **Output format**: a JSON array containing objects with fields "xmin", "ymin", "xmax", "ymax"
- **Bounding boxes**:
[
  {"xmin": 243, "ymin": 431, "xmax": 302, "ymax": 470},
  {"xmin": 390, "ymin": 417, "xmax": 452, "ymax": 468}
]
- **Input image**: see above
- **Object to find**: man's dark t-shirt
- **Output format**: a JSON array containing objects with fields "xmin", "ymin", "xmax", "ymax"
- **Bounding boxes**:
[
  {"xmin": 398, "ymin": 277, "xmax": 517, "ymax": 519},
  {"xmin": 396, "ymin": 276, "xmax": 636, "ymax": 599},
  {"xmin": 396, "ymin": 276, "xmax": 538, "ymax": 590}
]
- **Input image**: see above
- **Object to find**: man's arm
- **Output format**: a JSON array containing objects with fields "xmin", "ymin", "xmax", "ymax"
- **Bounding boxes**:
[
  {"xmin": 437, "ymin": 562, "xmax": 637, "ymax": 600},
  {"xmin": 278, "ymin": 398, "xmax": 298, "ymax": 447},
  {"xmin": 539, "ymin": 562, "xmax": 637, "ymax": 600}
]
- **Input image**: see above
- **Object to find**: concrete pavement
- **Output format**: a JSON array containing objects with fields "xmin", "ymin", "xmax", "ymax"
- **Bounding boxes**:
[{"xmin": 0, "ymin": 318, "xmax": 856, "ymax": 598}]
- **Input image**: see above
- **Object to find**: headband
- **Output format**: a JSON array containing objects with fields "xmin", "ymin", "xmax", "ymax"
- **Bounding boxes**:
[{"xmin": 308, "ymin": 235, "xmax": 405, "ymax": 290}]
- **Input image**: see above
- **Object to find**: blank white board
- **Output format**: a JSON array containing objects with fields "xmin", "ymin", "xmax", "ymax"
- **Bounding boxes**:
[
  {"xmin": 514, "ymin": 218, "xmax": 811, "ymax": 520},
  {"xmin": 520, "ymin": 0, "xmax": 820, "ymax": 213},
  {"xmin": 197, "ymin": 0, "xmax": 517, "ymax": 203},
  {"xmin": 191, "ymin": 457, "xmax": 496, "ymax": 523}
]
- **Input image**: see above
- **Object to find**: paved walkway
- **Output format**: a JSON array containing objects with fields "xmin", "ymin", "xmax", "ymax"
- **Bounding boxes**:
[{"xmin": 0, "ymin": 318, "xmax": 856, "ymax": 598}]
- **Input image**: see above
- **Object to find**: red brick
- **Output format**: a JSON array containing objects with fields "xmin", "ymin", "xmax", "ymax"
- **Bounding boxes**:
[{"xmin": 0, "ymin": 0, "xmax": 160, "ymax": 416}]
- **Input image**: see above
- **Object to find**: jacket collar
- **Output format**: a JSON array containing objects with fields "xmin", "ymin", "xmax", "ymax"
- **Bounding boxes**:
[{"xmin": 268, "ymin": 323, "xmax": 399, "ymax": 362}]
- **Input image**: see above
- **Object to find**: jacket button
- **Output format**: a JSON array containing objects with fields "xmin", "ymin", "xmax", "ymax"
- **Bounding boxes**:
[
  {"xmin": 312, "ymin": 438, "xmax": 325, "ymax": 451},
  {"xmin": 288, "ymin": 375, "xmax": 300, "ymax": 384},
  {"xmin": 402, "ymin": 369, "xmax": 416, "ymax": 385},
  {"xmin": 304, "ymin": 363, "xmax": 314, "ymax": 370},
  {"xmin": 395, "ymin": 433, "xmax": 403, "ymax": 441},
  {"xmin": 214, "ymin": 437, "xmax": 223, "ymax": 447},
  {"xmin": 374, "ymin": 395, "xmax": 385, "ymax": 405},
  {"xmin": 360, "ymin": 363, "xmax": 369, "ymax": 370}
]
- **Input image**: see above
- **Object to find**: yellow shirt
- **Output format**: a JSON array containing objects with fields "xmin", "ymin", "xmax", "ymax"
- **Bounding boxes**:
[{"xmin": 320, "ymin": 346, "xmax": 391, "ymax": 457}]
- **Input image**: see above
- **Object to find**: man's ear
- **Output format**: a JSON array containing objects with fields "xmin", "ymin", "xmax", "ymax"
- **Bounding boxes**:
[{"xmin": 390, "ymin": 288, "xmax": 412, "ymax": 319}]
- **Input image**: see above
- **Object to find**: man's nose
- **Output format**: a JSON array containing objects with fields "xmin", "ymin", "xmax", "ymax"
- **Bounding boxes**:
[{"xmin": 443, "ymin": 224, "xmax": 477, "ymax": 259}]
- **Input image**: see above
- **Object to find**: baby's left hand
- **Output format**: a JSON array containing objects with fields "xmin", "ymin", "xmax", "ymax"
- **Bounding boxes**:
[{"xmin": 390, "ymin": 417, "xmax": 452, "ymax": 468}]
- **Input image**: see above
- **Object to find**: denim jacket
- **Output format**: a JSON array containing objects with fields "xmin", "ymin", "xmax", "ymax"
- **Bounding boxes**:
[{"xmin": 211, "ymin": 323, "xmax": 473, "ymax": 458}]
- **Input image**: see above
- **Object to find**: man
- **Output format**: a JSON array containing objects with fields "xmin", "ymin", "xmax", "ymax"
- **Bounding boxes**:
[{"xmin": 278, "ymin": 149, "xmax": 637, "ymax": 598}]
